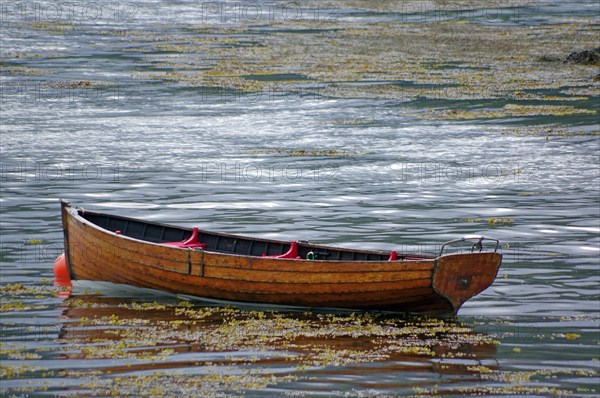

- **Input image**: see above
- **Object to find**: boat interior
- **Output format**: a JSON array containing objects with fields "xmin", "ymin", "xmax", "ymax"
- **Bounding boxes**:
[{"xmin": 80, "ymin": 209, "xmax": 433, "ymax": 262}]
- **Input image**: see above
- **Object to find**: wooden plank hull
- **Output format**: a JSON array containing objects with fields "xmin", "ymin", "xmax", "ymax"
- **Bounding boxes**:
[{"xmin": 60, "ymin": 201, "xmax": 502, "ymax": 314}]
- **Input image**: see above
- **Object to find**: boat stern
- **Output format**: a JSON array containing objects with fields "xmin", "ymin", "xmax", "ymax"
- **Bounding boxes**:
[{"xmin": 432, "ymin": 252, "xmax": 502, "ymax": 313}]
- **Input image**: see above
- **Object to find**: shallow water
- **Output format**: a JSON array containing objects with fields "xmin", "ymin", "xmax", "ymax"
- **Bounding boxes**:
[{"xmin": 1, "ymin": 1, "xmax": 599, "ymax": 396}]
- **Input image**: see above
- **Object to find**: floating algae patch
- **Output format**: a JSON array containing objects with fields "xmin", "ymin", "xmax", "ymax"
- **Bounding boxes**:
[
  {"xmin": 502, "ymin": 125, "xmax": 600, "ymax": 138},
  {"xmin": 510, "ymin": 92, "xmax": 590, "ymax": 102},
  {"xmin": 4, "ymin": 2, "xmax": 599, "ymax": 124},
  {"xmin": 78, "ymin": 370, "xmax": 299, "ymax": 397},
  {"xmin": 85, "ymin": 11, "xmax": 596, "ymax": 120},
  {"xmin": 1, "ymin": 295, "xmax": 599, "ymax": 396},
  {"xmin": 561, "ymin": 86, "xmax": 600, "ymax": 97},
  {"xmin": 243, "ymin": 73, "xmax": 311, "ymax": 81},
  {"xmin": 25, "ymin": 21, "xmax": 75, "ymax": 32},
  {"xmin": 1, "ymin": 282, "xmax": 68, "ymax": 297},
  {"xmin": 40, "ymin": 80, "xmax": 112, "ymax": 89},
  {"xmin": 463, "ymin": 217, "xmax": 513, "ymax": 226},
  {"xmin": 341, "ymin": 0, "xmax": 516, "ymax": 14},
  {"xmin": 0, "ymin": 299, "xmax": 48, "ymax": 312},
  {"xmin": 0, "ymin": 64, "xmax": 45, "ymax": 76},
  {"xmin": 0, "ymin": 364, "xmax": 44, "ymax": 380},
  {"xmin": 419, "ymin": 104, "xmax": 597, "ymax": 120},
  {"xmin": 328, "ymin": 118, "xmax": 377, "ymax": 126},
  {"xmin": 246, "ymin": 149, "xmax": 361, "ymax": 157},
  {"xmin": 412, "ymin": 367, "xmax": 599, "ymax": 396}
]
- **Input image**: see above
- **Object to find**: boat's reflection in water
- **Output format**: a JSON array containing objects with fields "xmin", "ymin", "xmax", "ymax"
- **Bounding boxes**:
[{"xmin": 57, "ymin": 293, "xmax": 498, "ymax": 395}]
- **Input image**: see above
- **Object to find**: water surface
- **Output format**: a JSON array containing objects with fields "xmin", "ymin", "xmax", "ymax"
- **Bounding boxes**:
[{"xmin": 1, "ymin": 0, "xmax": 599, "ymax": 396}]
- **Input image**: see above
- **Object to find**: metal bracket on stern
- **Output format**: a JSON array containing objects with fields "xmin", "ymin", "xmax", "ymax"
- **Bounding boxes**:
[{"xmin": 439, "ymin": 235, "xmax": 499, "ymax": 257}]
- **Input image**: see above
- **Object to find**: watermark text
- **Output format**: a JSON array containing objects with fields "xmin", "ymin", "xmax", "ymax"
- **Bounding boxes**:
[{"xmin": 0, "ymin": 162, "xmax": 139, "ymax": 183}]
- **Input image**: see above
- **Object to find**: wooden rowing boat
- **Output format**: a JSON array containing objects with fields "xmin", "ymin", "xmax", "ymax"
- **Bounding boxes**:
[{"xmin": 57, "ymin": 200, "xmax": 502, "ymax": 314}]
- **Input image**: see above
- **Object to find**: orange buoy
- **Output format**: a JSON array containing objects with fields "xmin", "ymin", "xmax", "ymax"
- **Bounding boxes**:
[{"xmin": 53, "ymin": 252, "xmax": 72, "ymax": 288}]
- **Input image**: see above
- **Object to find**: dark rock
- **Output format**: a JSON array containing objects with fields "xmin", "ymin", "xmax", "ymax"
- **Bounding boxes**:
[
  {"xmin": 593, "ymin": 73, "xmax": 600, "ymax": 82},
  {"xmin": 565, "ymin": 47, "xmax": 600, "ymax": 65}
]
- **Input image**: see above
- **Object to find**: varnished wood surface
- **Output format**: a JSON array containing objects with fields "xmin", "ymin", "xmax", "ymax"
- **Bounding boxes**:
[
  {"xmin": 432, "ymin": 252, "xmax": 502, "ymax": 310},
  {"xmin": 61, "ymin": 201, "xmax": 502, "ymax": 314}
]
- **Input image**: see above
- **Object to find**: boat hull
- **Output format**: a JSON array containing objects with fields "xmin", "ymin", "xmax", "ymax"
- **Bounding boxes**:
[{"xmin": 60, "ymin": 201, "xmax": 502, "ymax": 314}]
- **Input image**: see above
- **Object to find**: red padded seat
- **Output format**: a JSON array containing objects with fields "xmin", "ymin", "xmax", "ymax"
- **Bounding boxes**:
[
  {"xmin": 262, "ymin": 241, "xmax": 300, "ymax": 259},
  {"xmin": 163, "ymin": 227, "xmax": 207, "ymax": 249}
]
